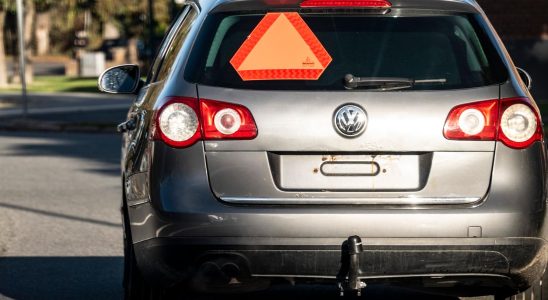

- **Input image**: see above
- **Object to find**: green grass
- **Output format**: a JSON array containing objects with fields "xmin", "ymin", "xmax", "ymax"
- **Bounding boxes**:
[{"xmin": 0, "ymin": 76, "xmax": 99, "ymax": 93}]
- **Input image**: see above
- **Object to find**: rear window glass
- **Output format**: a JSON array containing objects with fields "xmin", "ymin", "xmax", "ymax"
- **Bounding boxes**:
[{"xmin": 185, "ymin": 13, "xmax": 508, "ymax": 90}]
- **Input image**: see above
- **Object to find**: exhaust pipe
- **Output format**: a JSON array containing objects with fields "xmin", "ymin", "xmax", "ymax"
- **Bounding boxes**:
[{"xmin": 190, "ymin": 256, "xmax": 270, "ymax": 294}]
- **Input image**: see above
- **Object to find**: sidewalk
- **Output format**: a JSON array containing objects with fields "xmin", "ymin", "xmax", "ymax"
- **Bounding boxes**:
[{"xmin": 0, "ymin": 92, "xmax": 133, "ymax": 133}]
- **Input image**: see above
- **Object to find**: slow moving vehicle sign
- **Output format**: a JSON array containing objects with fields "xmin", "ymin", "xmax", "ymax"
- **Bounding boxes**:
[{"xmin": 230, "ymin": 12, "xmax": 332, "ymax": 81}]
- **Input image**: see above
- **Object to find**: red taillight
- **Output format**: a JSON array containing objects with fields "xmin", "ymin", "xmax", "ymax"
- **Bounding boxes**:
[
  {"xmin": 444, "ymin": 97, "xmax": 543, "ymax": 149},
  {"xmin": 444, "ymin": 100, "xmax": 498, "ymax": 140},
  {"xmin": 201, "ymin": 99, "xmax": 258, "ymax": 140},
  {"xmin": 154, "ymin": 97, "xmax": 258, "ymax": 148},
  {"xmin": 300, "ymin": 0, "xmax": 391, "ymax": 8},
  {"xmin": 154, "ymin": 97, "xmax": 202, "ymax": 148},
  {"xmin": 498, "ymin": 97, "xmax": 542, "ymax": 149}
]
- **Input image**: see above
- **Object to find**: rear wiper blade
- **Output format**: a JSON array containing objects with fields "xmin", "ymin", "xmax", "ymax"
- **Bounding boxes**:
[
  {"xmin": 344, "ymin": 74, "xmax": 413, "ymax": 91},
  {"xmin": 414, "ymin": 78, "xmax": 447, "ymax": 84},
  {"xmin": 344, "ymin": 74, "xmax": 447, "ymax": 91}
]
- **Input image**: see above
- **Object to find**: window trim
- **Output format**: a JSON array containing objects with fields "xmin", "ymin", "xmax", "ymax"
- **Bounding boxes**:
[
  {"xmin": 184, "ymin": 12, "xmax": 509, "ymax": 91},
  {"xmin": 146, "ymin": 5, "xmax": 193, "ymax": 85}
]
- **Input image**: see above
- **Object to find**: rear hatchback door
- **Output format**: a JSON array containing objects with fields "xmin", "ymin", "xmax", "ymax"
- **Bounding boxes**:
[{"xmin": 186, "ymin": 5, "xmax": 508, "ymax": 205}]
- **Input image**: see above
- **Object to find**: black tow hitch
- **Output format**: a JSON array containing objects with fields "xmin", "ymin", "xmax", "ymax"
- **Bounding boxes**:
[{"xmin": 337, "ymin": 236, "xmax": 367, "ymax": 296}]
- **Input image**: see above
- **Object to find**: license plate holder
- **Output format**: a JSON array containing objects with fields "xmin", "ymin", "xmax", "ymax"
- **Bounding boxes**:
[{"xmin": 275, "ymin": 154, "xmax": 422, "ymax": 191}]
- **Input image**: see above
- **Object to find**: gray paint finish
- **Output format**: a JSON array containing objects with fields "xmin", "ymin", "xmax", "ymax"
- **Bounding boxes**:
[
  {"xmin": 117, "ymin": 0, "xmax": 548, "ymax": 296},
  {"xmin": 199, "ymin": 85, "xmax": 500, "ymax": 152},
  {"xmin": 206, "ymin": 151, "xmax": 494, "ymax": 205}
]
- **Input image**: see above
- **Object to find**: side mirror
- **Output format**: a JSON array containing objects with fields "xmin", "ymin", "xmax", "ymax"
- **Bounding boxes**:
[
  {"xmin": 98, "ymin": 64, "xmax": 142, "ymax": 94},
  {"xmin": 516, "ymin": 67, "xmax": 532, "ymax": 90}
]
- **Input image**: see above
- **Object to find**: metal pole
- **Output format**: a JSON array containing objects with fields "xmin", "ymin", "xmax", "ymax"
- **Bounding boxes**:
[
  {"xmin": 148, "ymin": 0, "xmax": 154, "ymax": 63},
  {"xmin": 16, "ymin": 0, "xmax": 28, "ymax": 118}
]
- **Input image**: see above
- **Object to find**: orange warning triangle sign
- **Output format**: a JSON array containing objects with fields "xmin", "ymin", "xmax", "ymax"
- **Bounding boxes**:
[{"xmin": 230, "ymin": 13, "xmax": 332, "ymax": 81}]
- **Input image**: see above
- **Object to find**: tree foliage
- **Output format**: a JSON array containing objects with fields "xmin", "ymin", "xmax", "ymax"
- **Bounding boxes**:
[
  {"xmin": 95, "ymin": 0, "xmax": 170, "ymax": 38},
  {"xmin": 2, "ymin": 0, "xmax": 173, "ymax": 55},
  {"xmin": 0, "ymin": 0, "xmax": 55, "ymax": 12},
  {"xmin": 34, "ymin": 0, "xmax": 55, "ymax": 12},
  {"xmin": 0, "ymin": 0, "xmax": 14, "ymax": 12}
]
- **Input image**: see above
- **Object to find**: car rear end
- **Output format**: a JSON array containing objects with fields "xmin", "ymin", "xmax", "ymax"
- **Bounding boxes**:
[{"xmin": 126, "ymin": 0, "xmax": 548, "ymax": 297}]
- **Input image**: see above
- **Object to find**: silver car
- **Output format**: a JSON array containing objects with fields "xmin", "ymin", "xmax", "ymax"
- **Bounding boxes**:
[{"xmin": 99, "ymin": 0, "xmax": 548, "ymax": 299}]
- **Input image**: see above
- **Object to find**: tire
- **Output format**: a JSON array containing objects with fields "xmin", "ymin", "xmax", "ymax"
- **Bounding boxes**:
[{"xmin": 123, "ymin": 207, "xmax": 165, "ymax": 300}]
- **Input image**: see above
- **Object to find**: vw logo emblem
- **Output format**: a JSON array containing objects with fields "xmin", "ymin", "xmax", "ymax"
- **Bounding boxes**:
[{"xmin": 334, "ymin": 104, "xmax": 367, "ymax": 137}]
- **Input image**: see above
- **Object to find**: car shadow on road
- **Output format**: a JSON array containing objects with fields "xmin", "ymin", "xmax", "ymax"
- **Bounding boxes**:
[
  {"xmin": 0, "ymin": 131, "xmax": 121, "ymax": 177},
  {"xmin": 0, "ymin": 202, "xmax": 121, "ymax": 228},
  {"xmin": 0, "ymin": 256, "xmax": 462, "ymax": 300},
  {"xmin": 183, "ymin": 284, "xmax": 461, "ymax": 300},
  {"xmin": 0, "ymin": 256, "xmax": 123, "ymax": 300}
]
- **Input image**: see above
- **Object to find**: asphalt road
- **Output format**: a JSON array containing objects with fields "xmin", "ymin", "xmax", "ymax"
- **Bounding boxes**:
[
  {"xmin": 0, "ymin": 131, "xmax": 483, "ymax": 300},
  {"xmin": 0, "ymin": 131, "xmax": 123, "ymax": 300},
  {"xmin": 0, "ymin": 93, "xmax": 133, "ymax": 117}
]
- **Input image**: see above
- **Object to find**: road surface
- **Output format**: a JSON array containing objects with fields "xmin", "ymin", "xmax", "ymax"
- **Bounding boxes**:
[
  {"xmin": 0, "ymin": 131, "xmax": 481, "ymax": 300},
  {"xmin": 0, "ymin": 92, "xmax": 132, "ymax": 118},
  {"xmin": 0, "ymin": 132, "xmax": 123, "ymax": 300}
]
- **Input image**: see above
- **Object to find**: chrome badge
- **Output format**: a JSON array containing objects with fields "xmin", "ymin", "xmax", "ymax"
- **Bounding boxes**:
[{"xmin": 334, "ymin": 104, "xmax": 367, "ymax": 137}]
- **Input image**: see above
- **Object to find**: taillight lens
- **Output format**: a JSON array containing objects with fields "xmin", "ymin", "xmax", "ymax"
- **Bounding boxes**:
[
  {"xmin": 201, "ymin": 99, "xmax": 258, "ymax": 140},
  {"xmin": 154, "ymin": 97, "xmax": 258, "ymax": 148},
  {"xmin": 214, "ymin": 108, "xmax": 242, "ymax": 135},
  {"xmin": 498, "ymin": 98, "xmax": 542, "ymax": 149},
  {"xmin": 444, "ymin": 100, "xmax": 498, "ymax": 140},
  {"xmin": 444, "ymin": 97, "xmax": 543, "ymax": 149},
  {"xmin": 154, "ymin": 97, "xmax": 202, "ymax": 148},
  {"xmin": 300, "ymin": 0, "xmax": 392, "ymax": 8}
]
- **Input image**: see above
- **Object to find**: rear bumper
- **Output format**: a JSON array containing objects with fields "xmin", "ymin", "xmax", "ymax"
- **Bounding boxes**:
[
  {"xmin": 133, "ymin": 236, "xmax": 547, "ymax": 295},
  {"xmin": 127, "ymin": 141, "xmax": 548, "ymax": 295}
]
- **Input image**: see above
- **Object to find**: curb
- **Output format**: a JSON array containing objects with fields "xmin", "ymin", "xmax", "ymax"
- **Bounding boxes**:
[
  {"xmin": 0, "ymin": 91, "xmax": 131, "ymax": 99},
  {"xmin": 0, "ymin": 103, "xmax": 132, "ymax": 117}
]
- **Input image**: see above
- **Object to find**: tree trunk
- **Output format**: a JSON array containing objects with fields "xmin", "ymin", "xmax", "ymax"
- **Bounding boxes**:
[
  {"xmin": 128, "ymin": 37, "xmax": 139, "ymax": 64},
  {"xmin": 35, "ymin": 11, "xmax": 51, "ymax": 56},
  {"xmin": 0, "ymin": 10, "xmax": 8, "ymax": 87}
]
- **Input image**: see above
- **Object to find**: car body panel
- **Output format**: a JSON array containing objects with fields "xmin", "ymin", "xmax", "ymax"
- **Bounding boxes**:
[
  {"xmin": 116, "ymin": 0, "xmax": 548, "ymax": 296},
  {"xmin": 197, "ymin": 83, "xmax": 508, "ymax": 204},
  {"xmin": 207, "ymin": 0, "xmax": 482, "ymax": 14},
  {"xmin": 206, "ymin": 151, "xmax": 494, "ymax": 204},
  {"xmin": 198, "ymin": 85, "xmax": 501, "ymax": 152},
  {"xmin": 123, "ymin": 142, "xmax": 546, "ymax": 242}
]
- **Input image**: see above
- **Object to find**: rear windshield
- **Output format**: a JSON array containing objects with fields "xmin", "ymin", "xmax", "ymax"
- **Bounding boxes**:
[{"xmin": 185, "ymin": 13, "xmax": 508, "ymax": 91}]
